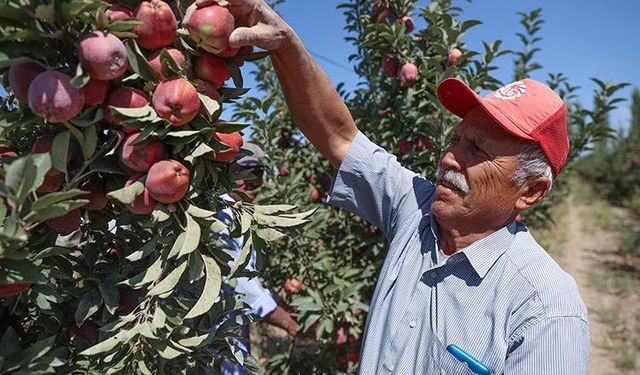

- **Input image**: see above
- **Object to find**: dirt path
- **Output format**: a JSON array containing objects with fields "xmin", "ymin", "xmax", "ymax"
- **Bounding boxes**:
[{"xmin": 557, "ymin": 199, "xmax": 621, "ymax": 375}]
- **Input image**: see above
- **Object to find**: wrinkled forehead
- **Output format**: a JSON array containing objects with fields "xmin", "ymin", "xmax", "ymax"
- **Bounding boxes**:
[{"xmin": 457, "ymin": 107, "xmax": 528, "ymax": 153}]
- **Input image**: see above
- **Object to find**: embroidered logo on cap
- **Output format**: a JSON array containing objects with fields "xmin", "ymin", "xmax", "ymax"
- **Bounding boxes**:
[{"xmin": 494, "ymin": 81, "xmax": 527, "ymax": 100}]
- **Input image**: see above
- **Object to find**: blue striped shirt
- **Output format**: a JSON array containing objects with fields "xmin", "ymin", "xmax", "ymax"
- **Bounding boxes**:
[{"xmin": 328, "ymin": 132, "xmax": 589, "ymax": 374}]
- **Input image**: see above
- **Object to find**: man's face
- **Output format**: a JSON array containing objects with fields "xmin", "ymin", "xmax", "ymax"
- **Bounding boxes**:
[{"xmin": 431, "ymin": 107, "xmax": 527, "ymax": 229}]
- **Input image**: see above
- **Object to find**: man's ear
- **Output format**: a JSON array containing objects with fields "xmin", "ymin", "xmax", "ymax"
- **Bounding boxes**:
[{"xmin": 515, "ymin": 177, "xmax": 550, "ymax": 210}]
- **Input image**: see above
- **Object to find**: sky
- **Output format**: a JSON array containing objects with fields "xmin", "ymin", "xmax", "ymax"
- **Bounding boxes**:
[
  {"xmin": 241, "ymin": 0, "xmax": 640, "ymax": 131},
  {"xmin": 2, "ymin": 0, "xmax": 638, "ymax": 130}
]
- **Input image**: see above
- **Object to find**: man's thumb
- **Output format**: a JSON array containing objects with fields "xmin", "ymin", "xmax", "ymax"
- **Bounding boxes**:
[{"xmin": 228, "ymin": 24, "xmax": 284, "ymax": 50}]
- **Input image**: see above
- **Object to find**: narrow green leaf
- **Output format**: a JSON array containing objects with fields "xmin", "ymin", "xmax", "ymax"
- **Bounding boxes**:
[
  {"xmin": 186, "ymin": 204, "xmax": 216, "ymax": 219},
  {"xmin": 5, "ymin": 154, "xmax": 51, "ymax": 206},
  {"xmin": 178, "ymin": 214, "xmax": 201, "ymax": 258},
  {"xmin": 81, "ymin": 124, "xmax": 97, "ymax": 160},
  {"xmin": 147, "ymin": 261, "xmax": 187, "ymax": 297},
  {"xmin": 119, "ymin": 256, "xmax": 163, "ymax": 288},
  {"xmin": 229, "ymin": 234, "xmax": 252, "ymax": 277},
  {"xmin": 109, "ymin": 105, "xmax": 153, "ymax": 119},
  {"xmin": 99, "ymin": 283, "xmax": 120, "ymax": 315},
  {"xmin": 4, "ymin": 336, "xmax": 55, "ymax": 370},
  {"xmin": 80, "ymin": 335, "xmax": 121, "ymax": 356},
  {"xmin": 23, "ymin": 199, "xmax": 89, "ymax": 222},
  {"xmin": 75, "ymin": 289, "xmax": 102, "ymax": 325},
  {"xmin": 184, "ymin": 254, "xmax": 221, "ymax": 319},
  {"xmin": 51, "ymin": 131, "xmax": 70, "ymax": 174},
  {"xmin": 255, "ymin": 227, "xmax": 285, "ymax": 242},
  {"xmin": 32, "ymin": 189, "xmax": 87, "ymax": 211},
  {"xmin": 126, "ymin": 236, "xmax": 159, "ymax": 262},
  {"xmin": 253, "ymin": 204, "xmax": 297, "ymax": 215},
  {"xmin": 107, "ymin": 181, "xmax": 144, "ymax": 204},
  {"xmin": 198, "ymin": 93, "xmax": 220, "ymax": 119}
]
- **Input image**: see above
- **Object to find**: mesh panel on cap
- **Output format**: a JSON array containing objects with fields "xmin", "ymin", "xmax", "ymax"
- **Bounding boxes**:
[{"xmin": 530, "ymin": 104, "xmax": 569, "ymax": 176}]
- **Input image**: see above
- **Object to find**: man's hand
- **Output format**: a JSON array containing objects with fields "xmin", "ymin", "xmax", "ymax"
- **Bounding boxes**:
[
  {"xmin": 194, "ymin": 0, "xmax": 358, "ymax": 167},
  {"xmin": 263, "ymin": 302, "xmax": 298, "ymax": 337},
  {"xmin": 193, "ymin": 0, "xmax": 292, "ymax": 51}
]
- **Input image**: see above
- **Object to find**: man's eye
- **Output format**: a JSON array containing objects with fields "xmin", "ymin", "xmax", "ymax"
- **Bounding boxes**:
[{"xmin": 471, "ymin": 143, "xmax": 484, "ymax": 153}]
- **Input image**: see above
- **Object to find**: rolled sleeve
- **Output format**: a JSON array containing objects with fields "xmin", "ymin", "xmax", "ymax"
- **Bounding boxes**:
[
  {"xmin": 328, "ymin": 131, "xmax": 435, "ymax": 237},
  {"xmin": 235, "ymin": 276, "xmax": 277, "ymax": 318},
  {"xmin": 505, "ymin": 316, "xmax": 590, "ymax": 374}
]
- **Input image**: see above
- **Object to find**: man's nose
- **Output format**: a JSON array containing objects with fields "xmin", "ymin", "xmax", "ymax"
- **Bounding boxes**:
[{"xmin": 439, "ymin": 148, "xmax": 461, "ymax": 172}]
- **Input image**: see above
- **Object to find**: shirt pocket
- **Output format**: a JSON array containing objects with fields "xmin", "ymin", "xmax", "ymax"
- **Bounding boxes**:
[{"xmin": 427, "ymin": 335, "xmax": 481, "ymax": 375}]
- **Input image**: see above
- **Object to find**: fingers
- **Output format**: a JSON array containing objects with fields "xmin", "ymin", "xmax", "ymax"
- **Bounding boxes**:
[{"xmin": 228, "ymin": 23, "xmax": 287, "ymax": 50}]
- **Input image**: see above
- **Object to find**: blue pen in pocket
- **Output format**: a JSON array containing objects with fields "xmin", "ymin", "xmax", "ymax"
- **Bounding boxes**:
[{"xmin": 446, "ymin": 344, "xmax": 491, "ymax": 375}]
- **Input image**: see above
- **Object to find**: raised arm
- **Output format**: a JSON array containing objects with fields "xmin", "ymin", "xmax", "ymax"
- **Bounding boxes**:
[{"xmin": 210, "ymin": 0, "xmax": 358, "ymax": 167}]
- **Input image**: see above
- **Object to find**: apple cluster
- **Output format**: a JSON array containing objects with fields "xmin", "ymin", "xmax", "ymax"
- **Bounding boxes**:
[{"xmin": 3, "ymin": 1, "xmax": 250, "ymax": 238}]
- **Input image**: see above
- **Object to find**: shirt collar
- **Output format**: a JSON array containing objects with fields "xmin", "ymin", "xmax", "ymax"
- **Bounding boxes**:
[
  {"xmin": 422, "ymin": 213, "xmax": 518, "ymax": 278},
  {"xmin": 460, "ymin": 221, "xmax": 518, "ymax": 278}
]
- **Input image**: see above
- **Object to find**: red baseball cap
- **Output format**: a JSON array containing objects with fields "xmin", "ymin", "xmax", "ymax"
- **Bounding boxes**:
[{"xmin": 437, "ymin": 78, "xmax": 569, "ymax": 176}]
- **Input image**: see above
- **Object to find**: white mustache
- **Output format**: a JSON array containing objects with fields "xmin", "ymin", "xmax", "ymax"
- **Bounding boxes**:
[{"xmin": 436, "ymin": 167, "xmax": 470, "ymax": 194}]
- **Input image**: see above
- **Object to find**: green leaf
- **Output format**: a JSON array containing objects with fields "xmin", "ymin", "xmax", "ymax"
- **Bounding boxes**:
[
  {"xmin": 255, "ymin": 227, "xmax": 285, "ymax": 242},
  {"xmin": 23, "ymin": 199, "xmax": 89, "ymax": 222},
  {"xmin": 151, "ymin": 304, "xmax": 167, "ymax": 331},
  {"xmin": 110, "ymin": 105, "xmax": 153, "ymax": 119},
  {"xmin": 33, "ymin": 246, "xmax": 74, "ymax": 260},
  {"xmin": 75, "ymin": 289, "xmax": 102, "ymax": 325},
  {"xmin": 184, "ymin": 254, "xmax": 221, "ymax": 319},
  {"xmin": 107, "ymin": 18, "xmax": 143, "ymax": 32},
  {"xmin": 199, "ymin": 93, "xmax": 220, "ymax": 120},
  {"xmin": 51, "ymin": 132, "xmax": 70, "ymax": 174},
  {"xmin": 5, "ymin": 154, "xmax": 51, "ymax": 206},
  {"xmin": 70, "ymin": 63, "xmax": 90, "ymax": 88},
  {"xmin": 148, "ymin": 260, "xmax": 187, "ymax": 297},
  {"xmin": 99, "ymin": 283, "xmax": 120, "ymax": 315},
  {"xmin": 191, "ymin": 142, "xmax": 215, "ymax": 159},
  {"xmin": 240, "ymin": 210, "xmax": 252, "ymax": 234},
  {"xmin": 124, "ymin": 39, "xmax": 160, "ymax": 82},
  {"xmin": 0, "ymin": 259, "xmax": 47, "ymax": 284},
  {"xmin": 229, "ymin": 235, "xmax": 252, "ymax": 277},
  {"xmin": 80, "ymin": 335, "xmax": 121, "ymax": 356},
  {"xmin": 70, "ymin": 106, "xmax": 104, "ymax": 128},
  {"xmin": 254, "ymin": 213, "xmax": 311, "ymax": 228},
  {"xmin": 32, "ymin": 189, "xmax": 87, "ymax": 211},
  {"xmin": 148, "ymin": 339, "xmax": 184, "ymax": 359},
  {"xmin": 214, "ymin": 121, "xmax": 248, "ymax": 133},
  {"xmin": 107, "ymin": 181, "xmax": 144, "ymax": 204},
  {"xmin": 126, "ymin": 236, "xmax": 160, "ymax": 262},
  {"xmin": 253, "ymin": 204, "xmax": 297, "ymax": 215},
  {"xmin": 0, "ymin": 217, "xmax": 28, "ymax": 242},
  {"xmin": 82, "ymin": 124, "xmax": 98, "ymax": 160},
  {"xmin": 0, "ymin": 200, "xmax": 6, "ymax": 221},
  {"xmin": 159, "ymin": 48, "xmax": 182, "ymax": 77},
  {"xmin": 171, "ymin": 214, "xmax": 201, "ymax": 257},
  {"xmin": 187, "ymin": 251, "xmax": 204, "ymax": 282},
  {"xmin": 186, "ymin": 204, "xmax": 216, "ymax": 219},
  {"xmin": 119, "ymin": 255, "xmax": 163, "ymax": 288},
  {"xmin": 4, "ymin": 336, "xmax": 55, "ymax": 371}
]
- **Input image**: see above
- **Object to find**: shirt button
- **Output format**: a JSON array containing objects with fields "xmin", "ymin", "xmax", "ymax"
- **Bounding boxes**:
[
  {"xmin": 386, "ymin": 364, "xmax": 394, "ymax": 372},
  {"xmin": 409, "ymin": 320, "xmax": 417, "ymax": 328},
  {"xmin": 429, "ymin": 271, "xmax": 438, "ymax": 278}
]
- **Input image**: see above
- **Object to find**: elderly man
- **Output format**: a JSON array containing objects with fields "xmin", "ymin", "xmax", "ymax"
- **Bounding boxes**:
[{"xmin": 212, "ymin": 0, "xmax": 590, "ymax": 373}]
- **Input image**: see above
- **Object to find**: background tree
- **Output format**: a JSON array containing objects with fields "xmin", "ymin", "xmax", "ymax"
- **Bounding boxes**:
[
  {"xmin": 235, "ymin": 0, "xmax": 627, "ymax": 373},
  {"xmin": 0, "ymin": 0, "xmax": 311, "ymax": 373}
]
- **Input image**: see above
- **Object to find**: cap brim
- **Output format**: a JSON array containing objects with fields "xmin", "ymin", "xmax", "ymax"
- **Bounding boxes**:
[{"xmin": 437, "ymin": 78, "xmax": 534, "ymax": 141}]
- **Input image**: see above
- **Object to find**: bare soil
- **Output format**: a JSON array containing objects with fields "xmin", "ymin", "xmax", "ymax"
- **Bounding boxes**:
[{"xmin": 554, "ymin": 200, "xmax": 639, "ymax": 375}]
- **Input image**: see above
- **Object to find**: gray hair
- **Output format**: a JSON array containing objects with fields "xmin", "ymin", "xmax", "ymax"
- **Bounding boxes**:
[{"xmin": 510, "ymin": 143, "xmax": 554, "ymax": 195}]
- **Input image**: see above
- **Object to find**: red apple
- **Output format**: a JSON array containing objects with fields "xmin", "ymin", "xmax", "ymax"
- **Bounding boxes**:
[
  {"xmin": 28, "ymin": 71, "xmax": 85, "ymax": 122},
  {"xmin": 145, "ymin": 159, "xmax": 190, "ymax": 204},
  {"xmin": 77, "ymin": 31, "xmax": 128, "ymax": 80},
  {"xmin": 8, "ymin": 61, "xmax": 44, "ymax": 102},
  {"xmin": 133, "ymin": 0, "xmax": 177, "ymax": 50},
  {"xmin": 120, "ymin": 132, "xmax": 167, "ymax": 173}
]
